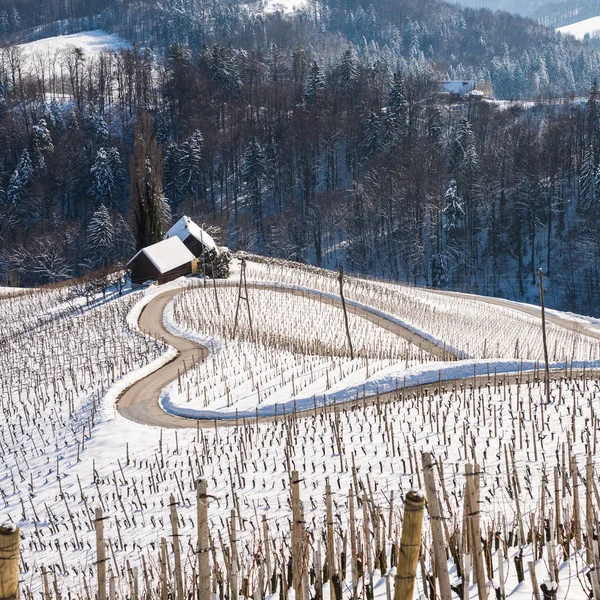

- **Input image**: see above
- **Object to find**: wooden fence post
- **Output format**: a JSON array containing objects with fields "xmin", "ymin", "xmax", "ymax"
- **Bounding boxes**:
[
  {"xmin": 422, "ymin": 453, "xmax": 452, "ymax": 600},
  {"xmin": 95, "ymin": 510, "xmax": 106, "ymax": 600},
  {"xmin": 0, "ymin": 524, "xmax": 20, "ymax": 600},
  {"xmin": 393, "ymin": 491, "xmax": 425, "ymax": 600},
  {"xmin": 291, "ymin": 471, "xmax": 304, "ymax": 600},
  {"xmin": 169, "ymin": 494, "xmax": 184, "ymax": 600},
  {"xmin": 197, "ymin": 479, "xmax": 211, "ymax": 600}
]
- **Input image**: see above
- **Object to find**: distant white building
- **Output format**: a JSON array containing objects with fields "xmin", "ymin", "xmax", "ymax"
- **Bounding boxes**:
[{"xmin": 440, "ymin": 80, "xmax": 477, "ymax": 97}]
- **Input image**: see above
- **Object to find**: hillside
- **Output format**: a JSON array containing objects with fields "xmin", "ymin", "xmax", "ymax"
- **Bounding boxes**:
[{"xmin": 2, "ymin": 258, "xmax": 600, "ymax": 599}]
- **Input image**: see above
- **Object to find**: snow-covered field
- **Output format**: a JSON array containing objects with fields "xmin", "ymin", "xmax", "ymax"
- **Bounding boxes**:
[
  {"xmin": 558, "ymin": 16, "xmax": 600, "ymax": 39},
  {"xmin": 11, "ymin": 30, "xmax": 131, "ymax": 78},
  {"xmin": 243, "ymin": 0, "xmax": 308, "ymax": 15},
  {"xmin": 2, "ymin": 257, "xmax": 600, "ymax": 600}
]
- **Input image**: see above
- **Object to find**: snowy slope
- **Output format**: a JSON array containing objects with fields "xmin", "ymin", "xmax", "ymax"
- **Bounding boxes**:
[
  {"xmin": 17, "ymin": 30, "xmax": 131, "ymax": 77},
  {"xmin": 558, "ymin": 16, "xmax": 600, "ymax": 39}
]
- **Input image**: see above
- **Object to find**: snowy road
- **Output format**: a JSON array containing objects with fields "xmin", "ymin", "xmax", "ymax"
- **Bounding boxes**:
[
  {"xmin": 116, "ymin": 281, "xmax": 600, "ymax": 428},
  {"xmin": 117, "ymin": 282, "xmax": 458, "ymax": 428}
]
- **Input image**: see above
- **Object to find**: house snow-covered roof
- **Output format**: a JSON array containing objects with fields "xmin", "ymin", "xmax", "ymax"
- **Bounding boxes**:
[
  {"xmin": 127, "ymin": 237, "xmax": 195, "ymax": 273},
  {"xmin": 165, "ymin": 216, "xmax": 218, "ymax": 252},
  {"xmin": 441, "ymin": 80, "xmax": 475, "ymax": 95}
]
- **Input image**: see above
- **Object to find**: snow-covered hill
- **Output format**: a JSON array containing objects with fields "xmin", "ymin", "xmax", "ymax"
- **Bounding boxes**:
[
  {"xmin": 16, "ymin": 30, "xmax": 130, "ymax": 77},
  {"xmin": 558, "ymin": 15, "xmax": 600, "ymax": 39}
]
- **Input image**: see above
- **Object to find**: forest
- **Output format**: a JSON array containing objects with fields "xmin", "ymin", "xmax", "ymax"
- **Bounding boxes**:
[{"xmin": 0, "ymin": 0, "xmax": 600, "ymax": 314}]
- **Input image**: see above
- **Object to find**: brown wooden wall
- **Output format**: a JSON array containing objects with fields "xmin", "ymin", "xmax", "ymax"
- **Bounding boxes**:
[
  {"xmin": 130, "ymin": 253, "xmax": 192, "ymax": 285},
  {"xmin": 130, "ymin": 252, "xmax": 160, "ymax": 285}
]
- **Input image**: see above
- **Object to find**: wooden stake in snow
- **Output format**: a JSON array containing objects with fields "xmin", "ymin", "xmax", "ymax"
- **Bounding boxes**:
[
  {"xmin": 538, "ymin": 268, "xmax": 550, "ymax": 406},
  {"xmin": 422, "ymin": 453, "xmax": 452, "ymax": 600},
  {"xmin": 0, "ymin": 524, "xmax": 20, "ymax": 600},
  {"xmin": 393, "ymin": 491, "xmax": 425, "ymax": 600},
  {"xmin": 339, "ymin": 266, "xmax": 354, "ymax": 360},
  {"xmin": 196, "ymin": 480, "xmax": 211, "ymax": 600},
  {"xmin": 169, "ymin": 494, "xmax": 184, "ymax": 600},
  {"xmin": 94, "ymin": 510, "xmax": 106, "ymax": 600},
  {"xmin": 291, "ymin": 471, "xmax": 304, "ymax": 600}
]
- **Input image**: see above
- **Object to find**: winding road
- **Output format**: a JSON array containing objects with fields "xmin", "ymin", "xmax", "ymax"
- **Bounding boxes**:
[
  {"xmin": 117, "ymin": 283, "xmax": 459, "ymax": 428},
  {"xmin": 116, "ymin": 282, "xmax": 600, "ymax": 429}
]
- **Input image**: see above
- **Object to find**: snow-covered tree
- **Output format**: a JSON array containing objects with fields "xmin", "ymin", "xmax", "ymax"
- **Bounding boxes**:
[
  {"xmin": 178, "ymin": 130, "xmax": 203, "ymax": 200},
  {"xmin": 86, "ymin": 204, "xmax": 133, "ymax": 267},
  {"xmin": 243, "ymin": 137, "xmax": 267, "ymax": 237},
  {"xmin": 443, "ymin": 180, "xmax": 464, "ymax": 232},
  {"xmin": 30, "ymin": 119, "xmax": 53, "ymax": 171},
  {"xmin": 304, "ymin": 61, "xmax": 325, "ymax": 104},
  {"xmin": 7, "ymin": 150, "xmax": 33, "ymax": 205},
  {"xmin": 580, "ymin": 144, "xmax": 597, "ymax": 211},
  {"xmin": 339, "ymin": 47, "xmax": 359, "ymax": 91},
  {"xmin": 89, "ymin": 147, "xmax": 124, "ymax": 207}
]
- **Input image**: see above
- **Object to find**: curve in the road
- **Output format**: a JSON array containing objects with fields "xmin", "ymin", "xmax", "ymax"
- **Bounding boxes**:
[
  {"xmin": 117, "ymin": 282, "xmax": 600, "ymax": 429},
  {"xmin": 117, "ymin": 282, "xmax": 458, "ymax": 428}
]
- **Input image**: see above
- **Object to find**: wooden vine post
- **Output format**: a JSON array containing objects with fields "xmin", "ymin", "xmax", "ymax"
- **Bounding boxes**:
[
  {"xmin": 339, "ymin": 266, "xmax": 354, "ymax": 360},
  {"xmin": 169, "ymin": 494, "xmax": 184, "ymax": 600},
  {"xmin": 538, "ymin": 268, "xmax": 550, "ymax": 405},
  {"xmin": 0, "ymin": 524, "xmax": 20, "ymax": 600},
  {"xmin": 95, "ymin": 509, "xmax": 106, "ymax": 600},
  {"xmin": 291, "ymin": 471, "xmax": 305, "ymax": 600},
  {"xmin": 196, "ymin": 479, "xmax": 211, "ymax": 600},
  {"xmin": 393, "ymin": 491, "xmax": 425, "ymax": 600},
  {"xmin": 422, "ymin": 453, "xmax": 452, "ymax": 600}
]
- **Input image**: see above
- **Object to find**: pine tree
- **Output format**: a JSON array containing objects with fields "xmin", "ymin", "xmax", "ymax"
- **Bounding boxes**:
[
  {"xmin": 443, "ymin": 180, "xmax": 464, "ymax": 232},
  {"xmin": 177, "ymin": 130, "xmax": 203, "ymax": 200},
  {"xmin": 7, "ymin": 150, "xmax": 33, "ymax": 205},
  {"xmin": 163, "ymin": 142, "xmax": 182, "ymax": 207},
  {"xmin": 304, "ymin": 61, "xmax": 325, "ymax": 104},
  {"xmin": 87, "ymin": 204, "xmax": 133, "ymax": 267},
  {"xmin": 339, "ymin": 47, "xmax": 359, "ymax": 92},
  {"xmin": 580, "ymin": 144, "xmax": 597, "ymax": 211},
  {"xmin": 388, "ymin": 71, "xmax": 408, "ymax": 137},
  {"xmin": 243, "ymin": 137, "xmax": 267, "ymax": 239},
  {"xmin": 86, "ymin": 204, "xmax": 114, "ymax": 267},
  {"xmin": 89, "ymin": 147, "xmax": 123, "ymax": 207},
  {"xmin": 30, "ymin": 119, "xmax": 53, "ymax": 171},
  {"xmin": 363, "ymin": 111, "xmax": 383, "ymax": 157}
]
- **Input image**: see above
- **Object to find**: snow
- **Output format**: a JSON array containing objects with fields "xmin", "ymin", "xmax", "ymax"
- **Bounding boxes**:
[
  {"xmin": 18, "ymin": 30, "xmax": 130, "ymax": 61},
  {"xmin": 3, "ymin": 256, "xmax": 600, "ymax": 600},
  {"xmin": 127, "ymin": 237, "xmax": 195, "ymax": 274},
  {"xmin": 164, "ymin": 215, "xmax": 218, "ymax": 253},
  {"xmin": 558, "ymin": 16, "xmax": 600, "ymax": 39},
  {"xmin": 441, "ymin": 80, "xmax": 475, "ymax": 95},
  {"xmin": 243, "ymin": 0, "xmax": 308, "ymax": 15}
]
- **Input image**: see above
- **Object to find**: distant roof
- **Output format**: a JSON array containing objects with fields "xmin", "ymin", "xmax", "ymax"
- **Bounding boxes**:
[
  {"xmin": 441, "ymin": 80, "xmax": 475, "ymax": 95},
  {"xmin": 165, "ymin": 216, "xmax": 218, "ymax": 252},
  {"xmin": 127, "ymin": 237, "xmax": 195, "ymax": 273}
]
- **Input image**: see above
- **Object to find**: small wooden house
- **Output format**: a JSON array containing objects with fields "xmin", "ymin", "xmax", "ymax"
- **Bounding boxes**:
[
  {"xmin": 165, "ymin": 216, "xmax": 219, "ymax": 258},
  {"xmin": 127, "ymin": 237, "xmax": 195, "ymax": 286}
]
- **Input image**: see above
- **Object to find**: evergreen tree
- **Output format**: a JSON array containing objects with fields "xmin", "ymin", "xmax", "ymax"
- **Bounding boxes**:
[
  {"xmin": 86, "ymin": 204, "xmax": 133, "ymax": 267},
  {"xmin": 388, "ymin": 71, "xmax": 408, "ymax": 137},
  {"xmin": 363, "ymin": 111, "xmax": 383, "ymax": 157},
  {"xmin": 30, "ymin": 119, "xmax": 53, "ymax": 171},
  {"xmin": 443, "ymin": 180, "xmax": 464, "ymax": 232},
  {"xmin": 177, "ymin": 130, "xmax": 203, "ymax": 200},
  {"xmin": 338, "ymin": 47, "xmax": 359, "ymax": 92},
  {"xmin": 243, "ymin": 137, "xmax": 267, "ymax": 240},
  {"xmin": 7, "ymin": 150, "xmax": 33, "ymax": 205},
  {"xmin": 304, "ymin": 61, "xmax": 325, "ymax": 104},
  {"xmin": 89, "ymin": 147, "xmax": 123, "ymax": 207},
  {"xmin": 580, "ymin": 144, "xmax": 597, "ymax": 211}
]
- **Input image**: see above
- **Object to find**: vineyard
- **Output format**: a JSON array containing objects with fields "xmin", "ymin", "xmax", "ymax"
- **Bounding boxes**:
[{"xmin": 2, "ymin": 257, "xmax": 600, "ymax": 600}]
